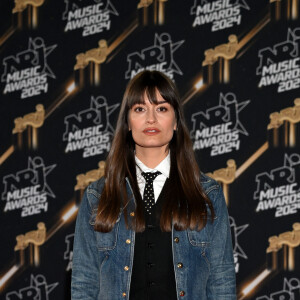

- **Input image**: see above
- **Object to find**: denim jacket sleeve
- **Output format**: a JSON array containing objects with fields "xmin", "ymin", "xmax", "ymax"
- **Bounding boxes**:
[
  {"xmin": 206, "ymin": 184, "xmax": 236, "ymax": 299},
  {"xmin": 71, "ymin": 187, "xmax": 100, "ymax": 300}
]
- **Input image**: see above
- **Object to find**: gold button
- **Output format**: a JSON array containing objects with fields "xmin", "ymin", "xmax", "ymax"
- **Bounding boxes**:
[
  {"xmin": 122, "ymin": 292, "xmax": 126, "ymax": 297},
  {"xmin": 174, "ymin": 237, "xmax": 179, "ymax": 243},
  {"xmin": 126, "ymin": 239, "xmax": 131, "ymax": 244},
  {"xmin": 177, "ymin": 263, "xmax": 183, "ymax": 268},
  {"xmin": 124, "ymin": 266, "xmax": 129, "ymax": 271},
  {"xmin": 130, "ymin": 212, "xmax": 135, "ymax": 217},
  {"xmin": 179, "ymin": 290, "xmax": 185, "ymax": 297}
]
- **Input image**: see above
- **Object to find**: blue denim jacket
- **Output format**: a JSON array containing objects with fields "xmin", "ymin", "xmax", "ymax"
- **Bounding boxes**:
[{"xmin": 71, "ymin": 174, "xmax": 236, "ymax": 300}]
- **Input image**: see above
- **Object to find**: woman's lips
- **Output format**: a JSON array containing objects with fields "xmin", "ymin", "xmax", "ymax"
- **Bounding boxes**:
[{"xmin": 143, "ymin": 128, "xmax": 161, "ymax": 135}]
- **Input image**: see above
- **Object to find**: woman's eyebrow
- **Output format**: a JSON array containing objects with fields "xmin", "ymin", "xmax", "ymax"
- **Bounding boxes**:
[{"xmin": 157, "ymin": 100, "xmax": 167, "ymax": 104}]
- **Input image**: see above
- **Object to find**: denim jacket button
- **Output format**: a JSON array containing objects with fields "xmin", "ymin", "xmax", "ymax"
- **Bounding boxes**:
[
  {"xmin": 174, "ymin": 237, "xmax": 179, "ymax": 243},
  {"xmin": 179, "ymin": 290, "xmax": 185, "ymax": 297},
  {"xmin": 130, "ymin": 212, "xmax": 135, "ymax": 217},
  {"xmin": 147, "ymin": 242, "xmax": 154, "ymax": 248},
  {"xmin": 148, "ymin": 281, "xmax": 156, "ymax": 287},
  {"xmin": 177, "ymin": 262, "xmax": 183, "ymax": 268},
  {"xmin": 122, "ymin": 292, "xmax": 126, "ymax": 297},
  {"xmin": 124, "ymin": 266, "xmax": 129, "ymax": 271},
  {"xmin": 147, "ymin": 262, "xmax": 155, "ymax": 268},
  {"xmin": 126, "ymin": 239, "xmax": 131, "ymax": 244}
]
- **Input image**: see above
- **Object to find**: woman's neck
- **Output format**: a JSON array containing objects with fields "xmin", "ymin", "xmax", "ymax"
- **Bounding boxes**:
[{"xmin": 135, "ymin": 147, "xmax": 169, "ymax": 168}]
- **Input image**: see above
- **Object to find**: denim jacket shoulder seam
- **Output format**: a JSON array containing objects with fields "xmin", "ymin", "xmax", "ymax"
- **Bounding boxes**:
[
  {"xmin": 205, "ymin": 184, "xmax": 219, "ymax": 195},
  {"xmin": 87, "ymin": 187, "xmax": 101, "ymax": 199},
  {"xmin": 200, "ymin": 172, "xmax": 212, "ymax": 183}
]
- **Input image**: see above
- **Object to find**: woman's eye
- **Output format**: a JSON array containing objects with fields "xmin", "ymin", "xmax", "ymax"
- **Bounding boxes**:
[
  {"xmin": 134, "ymin": 106, "xmax": 144, "ymax": 112},
  {"xmin": 157, "ymin": 106, "xmax": 167, "ymax": 112}
]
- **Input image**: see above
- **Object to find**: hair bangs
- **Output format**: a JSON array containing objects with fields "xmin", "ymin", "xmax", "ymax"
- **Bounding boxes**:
[
  {"xmin": 126, "ymin": 71, "xmax": 177, "ymax": 109},
  {"xmin": 126, "ymin": 85, "xmax": 146, "ymax": 109}
]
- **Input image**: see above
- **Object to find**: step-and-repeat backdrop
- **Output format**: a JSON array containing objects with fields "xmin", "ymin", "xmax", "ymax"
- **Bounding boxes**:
[{"xmin": 0, "ymin": 1, "xmax": 299, "ymax": 299}]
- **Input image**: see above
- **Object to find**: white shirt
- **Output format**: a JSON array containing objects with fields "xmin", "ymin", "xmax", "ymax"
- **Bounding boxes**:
[{"xmin": 135, "ymin": 152, "xmax": 170, "ymax": 202}]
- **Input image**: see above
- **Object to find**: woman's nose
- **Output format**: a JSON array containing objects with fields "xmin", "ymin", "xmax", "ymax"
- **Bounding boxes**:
[{"xmin": 146, "ymin": 108, "xmax": 157, "ymax": 123}]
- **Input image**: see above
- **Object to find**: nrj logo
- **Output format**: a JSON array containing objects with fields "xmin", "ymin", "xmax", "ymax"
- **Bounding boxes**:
[
  {"xmin": 63, "ymin": 0, "xmax": 118, "ymax": 36},
  {"xmin": 63, "ymin": 95, "xmax": 119, "ymax": 158},
  {"xmin": 1, "ymin": 37, "xmax": 56, "ymax": 99},
  {"xmin": 125, "ymin": 33, "xmax": 184, "ymax": 80},
  {"xmin": 254, "ymin": 153, "xmax": 300, "ymax": 218},
  {"xmin": 64, "ymin": 233, "xmax": 74, "ymax": 271},
  {"xmin": 1, "ymin": 157, "xmax": 56, "ymax": 217},
  {"xmin": 230, "ymin": 216, "xmax": 248, "ymax": 273},
  {"xmin": 191, "ymin": 92, "xmax": 249, "ymax": 156},
  {"xmin": 6, "ymin": 274, "xmax": 58, "ymax": 300},
  {"xmin": 256, "ymin": 277, "xmax": 300, "ymax": 300},
  {"xmin": 190, "ymin": 0, "xmax": 249, "ymax": 31},
  {"xmin": 256, "ymin": 27, "xmax": 300, "ymax": 93}
]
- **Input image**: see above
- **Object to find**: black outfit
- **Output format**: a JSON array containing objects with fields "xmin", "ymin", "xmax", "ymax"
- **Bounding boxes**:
[{"xmin": 129, "ymin": 179, "xmax": 177, "ymax": 300}]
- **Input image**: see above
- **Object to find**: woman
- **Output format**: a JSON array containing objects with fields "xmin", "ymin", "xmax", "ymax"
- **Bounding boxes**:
[{"xmin": 71, "ymin": 70, "xmax": 236, "ymax": 300}]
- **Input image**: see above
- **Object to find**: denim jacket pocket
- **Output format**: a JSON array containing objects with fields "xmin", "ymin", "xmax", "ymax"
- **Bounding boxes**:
[
  {"xmin": 187, "ymin": 220, "xmax": 215, "ymax": 269},
  {"xmin": 89, "ymin": 207, "xmax": 120, "ymax": 251},
  {"xmin": 187, "ymin": 227, "xmax": 210, "ymax": 247},
  {"xmin": 187, "ymin": 217, "xmax": 215, "ymax": 247}
]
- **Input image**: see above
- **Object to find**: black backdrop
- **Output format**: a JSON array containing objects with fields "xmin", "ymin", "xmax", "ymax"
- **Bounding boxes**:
[{"xmin": 0, "ymin": 1, "xmax": 299, "ymax": 299}]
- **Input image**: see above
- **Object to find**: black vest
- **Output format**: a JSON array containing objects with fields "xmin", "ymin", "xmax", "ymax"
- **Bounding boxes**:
[{"xmin": 129, "ymin": 179, "xmax": 177, "ymax": 300}]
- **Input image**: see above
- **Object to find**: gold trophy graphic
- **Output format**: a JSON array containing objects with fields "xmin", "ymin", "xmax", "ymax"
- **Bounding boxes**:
[
  {"xmin": 268, "ymin": 98, "xmax": 300, "ymax": 148},
  {"xmin": 202, "ymin": 35, "xmax": 239, "ymax": 85},
  {"xmin": 267, "ymin": 222, "xmax": 300, "ymax": 272},
  {"xmin": 12, "ymin": 0, "xmax": 45, "ymax": 29},
  {"xmin": 74, "ymin": 161, "xmax": 106, "ymax": 203},
  {"xmin": 0, "ymin": 0, "xmax": 45, "ymax": 47},
  {"xmin": 206, "ymin": 159, "xmax": 236, "ymax": 206},
  {"xmin": 14, "ymin": 222, "xmax": 46, "ymax": 267},
  {"xmin": 0, "ymin": 223, "xmax": 46, "ymax": 291},
  {"xmin": 183, "ymin": 35, "xmax": 239, "ymax": 104},
  {"xmin": 270, "ymin": 0, "xmax": 299, "ymax": 21},
  {"xmin": 74, "ymin": 40, "xmax": 108, "ymax": 88},
  {"xmin": 0, "ymin": 209, "xmax": 79, "ymax": 291},
  {"xmin": 137, "ymin": 0, "xmax": 168, "ymax": 26},
  {"xmin": 12, "ymin": 104, "xmax": 45, "ymax": 151},
  {"xmin": 239, "ymin": 222, "xmax": 300, "ymax": 299}
]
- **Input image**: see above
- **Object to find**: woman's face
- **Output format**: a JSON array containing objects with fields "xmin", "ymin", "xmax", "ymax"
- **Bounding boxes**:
[{"xmin": 128, "ymin": 90, "xmax": 177, "ymax": 153}]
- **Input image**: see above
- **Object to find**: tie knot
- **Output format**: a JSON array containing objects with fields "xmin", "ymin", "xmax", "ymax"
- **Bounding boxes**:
[{"xmin": 141, "ymin": 171, "xmax": 161, "ymax": 183}]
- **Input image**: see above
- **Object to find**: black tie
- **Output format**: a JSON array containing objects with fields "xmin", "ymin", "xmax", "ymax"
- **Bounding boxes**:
[{"xmin": 141, "ymin": 171, "xmax": 161, "ymax": 215}]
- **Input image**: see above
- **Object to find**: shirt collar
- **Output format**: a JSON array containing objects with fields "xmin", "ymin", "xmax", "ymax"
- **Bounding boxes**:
[{"xmin": 135, "ymin": 151, "xmax": 170, "ymax": 178}]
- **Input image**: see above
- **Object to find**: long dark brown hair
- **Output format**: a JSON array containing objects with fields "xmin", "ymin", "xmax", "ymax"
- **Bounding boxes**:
[{"xmin": 94, "ymin": 70, "xmax": 215, "ymax": 233}]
